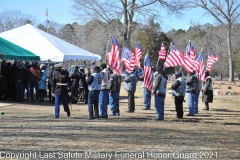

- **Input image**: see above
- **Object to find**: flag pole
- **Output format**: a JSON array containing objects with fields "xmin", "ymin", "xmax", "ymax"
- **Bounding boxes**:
[
  {"xmin": 46, "ymin": 9, "xmax": 49, "ymax": 33},
  {"xmin": 105, "ymin": 35, "xmax": 111, "ymax": 64},
  {"xmin": 156, "ymin": 43, "xmax": 163, "ymax": 68},
  {"xmin": 156, "ymin": 57, "xmax": 159, "ymax": 68},
  {"xmin": 161, "ymin": 42, "xmax": 170, "ymax": 70}
]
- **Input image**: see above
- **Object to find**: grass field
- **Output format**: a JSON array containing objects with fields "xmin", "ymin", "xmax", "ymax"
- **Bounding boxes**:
[{"xmin": 0, "ymin": 81, "xmax": 240, "ymax": 160}]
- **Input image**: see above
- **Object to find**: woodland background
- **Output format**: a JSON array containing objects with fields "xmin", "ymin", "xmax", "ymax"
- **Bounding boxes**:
[{"xmin": 1, "ymin": 0, "xmax": 240, "ymax": 81}]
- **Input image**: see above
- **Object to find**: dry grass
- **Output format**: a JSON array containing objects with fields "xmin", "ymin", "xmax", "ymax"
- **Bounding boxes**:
[{"xmin": 0, "ymin": 81, "xmax": 240, "ymax": 159}]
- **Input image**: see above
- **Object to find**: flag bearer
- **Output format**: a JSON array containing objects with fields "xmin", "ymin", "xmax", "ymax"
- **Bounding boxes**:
[
  {"xmin": 152, "ymin": 67, "xmax": 168, "ymax": 121},
  {"xmin": 171, "ymin": 71, "xmax": 186, "ymax": 119}
]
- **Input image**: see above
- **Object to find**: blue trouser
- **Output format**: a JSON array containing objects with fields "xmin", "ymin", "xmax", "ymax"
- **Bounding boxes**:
[
  {"xmin": 195, "ymin": 90, "xmax": 201, "ymax": 113},
  {"xmin": 29, "ymin": 81, "xmax": 39, "ymax": 101},
  {"xmin": 155, "ymin": 95, "xmax": 165, "ymax": 119},
  {"xmin": 99, "ymin": 89, "xmax": 109, "ymax": 118},
  {"xmin": 109, "ymin": 91, "xmax": 120, "ymax": 115},
  {"xmin": 187, "ymin": 92, "xmax": 196, "ymax": 116},
  {"xmin": 88, "ymin": 90, "xmax": 100, "ymax": 118},
  {"xmin": 143, "ymin": 87, "xmax": 151, "ymax": 109},
  {"xmin": 54, "ymin": 94, "xmax": 69, "ymax": 117},
  {"xmin": 15, "ymin": 82, "xmax": 25, "ymax": 101}
]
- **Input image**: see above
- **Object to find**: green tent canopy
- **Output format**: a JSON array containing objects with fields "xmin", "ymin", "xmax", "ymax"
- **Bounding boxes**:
[{"xmin": 0, "ymin": 37, "xmax": 40, "ymax": 60}]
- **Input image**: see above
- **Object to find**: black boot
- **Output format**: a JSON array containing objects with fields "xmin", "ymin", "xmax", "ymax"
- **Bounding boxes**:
[{"xmin": 203, "ymin": 102, "xmax": 209, "ymax": 110}]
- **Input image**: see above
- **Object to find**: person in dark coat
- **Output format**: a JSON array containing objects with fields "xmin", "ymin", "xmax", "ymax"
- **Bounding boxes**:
[
  {"xmin": 9, "ymin": 61, "xmax": 18, "ymax": 101},
  {"xmin": 24, "ymin": 61, "xmax": 31, "ymax": 101},
  {"xmin": 86, "ymin": 66, "xmax": 102, "ymax": 119},
  {"xmin": 28, "ymin": 61, "xmax": 41, "ymax": 102},
  {"xmin": 124, "ymin": 69, "xmax": 138, "ymax": 113},
  {"xmin": 52, "ymin": 63, "xmax": 72, "ymax": 118},
  {"xmin": 0, "ymin": 60, "xmax": 10, "ymax": 100},
  {"xmin": 84, "ymin": 67, "xmax": 91, "ymax": 104},
  {"xmin": 47, "ymin": 65, "xmax": 55, "ymax": 103},
  {"xmin": 78, "ymin": 67, "xmax": 87, "ymax": 103},
  {"xmin": 171, "ymin": 71, "xmax": 186, "ymax": 119},
  {"xmin": 69, "ymin": 66, "xmax": 81, "ymax": 104},
  {"xmin": 15, "ymin": 61, "xmax": 28, "ymax": 102},
  {"xmin": 109, "ymin": 69, "xmax": 121, "ymax": 116},
  {"xmin": 186, "ymin": 70, "xmax": 198, "ymax": 116},
  {"xmin": 152, "ymin": 67, "xmax": 168, "ymax": 121},
  {"xmin": 202, "ymin": 71, "xmax": 213, "ymax": 110}
]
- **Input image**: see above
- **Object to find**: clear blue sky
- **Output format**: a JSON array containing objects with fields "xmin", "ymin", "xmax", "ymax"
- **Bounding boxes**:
[{"xmin": 1, "ymin": 0, "xmax": 215, "ymax": 31}]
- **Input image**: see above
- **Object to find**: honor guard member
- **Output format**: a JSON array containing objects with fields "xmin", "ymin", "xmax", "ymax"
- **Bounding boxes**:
[
  {"xmin": 52, "ymin": 63, "xmax": 72, "ymax": 118},
  {"xmin": 152, "ymin": 67, "xmax": 168, "ymax": 121},
  {"xmin": 171, "ymin": 71, "xmax": 186, "ymax": 119},
  {"xmin": 99, "ymin": 63, "xmax": 111, "ymax": 119},
  {"xmin": 124, "ymin": 69, "xmax": 138, "ymax": 113},
  {"xmin": 109, "ymin": 69, "xmax": 122, "ymax": 116},
  {"xmin": 186, "ymin": 70, "xmax": 198, "ymax": 116},
  {"xmin": 202, "ymin": 71, "xmax": 213, "ymax": 110},
  {"xmin": 195, "ymin": 75, "xmax": 202, "ymax": 114},
  {"xmin": 86, "ymin": 66, "xmax": 102, "ymax": 120}
]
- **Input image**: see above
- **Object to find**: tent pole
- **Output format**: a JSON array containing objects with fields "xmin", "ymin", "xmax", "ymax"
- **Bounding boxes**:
[{"xmin": 0, "ymin": 54, "xmax": 3, "ymax": 76}]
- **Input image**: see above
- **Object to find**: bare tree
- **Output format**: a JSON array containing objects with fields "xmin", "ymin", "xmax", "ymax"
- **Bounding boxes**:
[
  {"xmin": 188, "ymin": 0, "xmax": 240, "ymax": 82},
  {"xmin": 70, "ymin": 0, "xmax": 188, "ymax": 47},
  {"xmin": 0, "ymin": 10, "xmax": 37, "ymax": 32}
]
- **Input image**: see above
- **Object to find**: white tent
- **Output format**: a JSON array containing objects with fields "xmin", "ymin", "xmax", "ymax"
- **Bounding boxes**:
[{"xmin": 0, "ymin": 24, "xmax": 101, "ymax": 62}]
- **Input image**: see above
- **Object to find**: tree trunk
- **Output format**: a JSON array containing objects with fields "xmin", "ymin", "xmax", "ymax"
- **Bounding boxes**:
[
  {"xmin": 227, "ymin": 26, "xmax": 234, "ymax": 82},
  {"xmin": 122, "ymin": 0, "xmax": 128, "ymax": 45},
  {"xmin": 219, "ymin": 53, "xmax": 223, "ymax": 81}
]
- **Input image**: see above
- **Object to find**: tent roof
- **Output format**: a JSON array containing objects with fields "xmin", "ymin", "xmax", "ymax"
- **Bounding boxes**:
[
  {"xmin": 0, "ymin": 24, "xmax": 101, "ymax": 62},
  {"xmin": 0, "ymin": 37, "xmax": 40, "ymax": 61}
]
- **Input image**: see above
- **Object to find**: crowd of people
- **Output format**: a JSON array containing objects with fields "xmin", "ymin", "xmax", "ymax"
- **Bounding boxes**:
[
  {"xmin": 0, "ymin": 60, "xmax": 42, "ymax": 102},
  {"xmin": 0, "ymin": 60, "xmax": 213, "ymax": 120}
]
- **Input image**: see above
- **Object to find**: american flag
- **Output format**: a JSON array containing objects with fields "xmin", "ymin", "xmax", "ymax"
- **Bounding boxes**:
[
  {"xmin": 158, "ymin": 43, "xmax": 166, "ymax": 61},
  {"xmin": 107, "ymin": 36, "xmax": 121, "ymax": 75},
  {"xmin": 164, "ymin": 42, "xmax": 184, "ymax": 68},
  {"xmin": 144, "ymin": 54, "xmax": 153, "ymax": 91},
  {"xmin": 189, "ymin": 43, "xmax": 198, "ymax": 71},
  {"xmin": 45, "ymin": 9, "xmax": 48, "ymax": 16},
  {"xmin": 196, "ymin": 51, "xmax": 205, "ymax": 82},
  {"xmin": 134, "ymin": 43, "xmax": 142, "ymax": 68},
  {"xmin": 189, "ymin": 43, "xmax": 197, "ymax": 60},
  {"xmin": 183, "ymin": 42, "xmax": 197, "ymax": 73},
  {"xmin": 121, "ymin": 46, "xmax": 135, "ymax": 73},
  {"xmin": 206, "ymin": 51, "xmax": 218, "ymax": 72}
]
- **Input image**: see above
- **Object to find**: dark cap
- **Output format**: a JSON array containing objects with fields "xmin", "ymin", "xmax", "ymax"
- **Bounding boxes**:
[
  {"xmin": 205, "ymin": 71, "xmax": 210, "ymax": 76},
  {"xmin": 93, "ymin": 66, "xmax": 100, "ymax": 71},
  {"xmin": 156, "ymin": 66, "xmax": 163, "ymax": 74},
  {"xmin": 151, "ymin": 65, "xmax": 156, "ymax": 71},
  {"xmin": 175, "ymin": 71, "xmax": 182, "ymax": 77},
  {"xmin": 100, "ymin": 63, "xmax": 107, "ymax": 69},
  {"xmin": 91, "ymin": 61, "xmax": 96, "ymax": 65},
  {"xmin": 74, "ymin": 66, "xmax": 78, "ymax": 70}
]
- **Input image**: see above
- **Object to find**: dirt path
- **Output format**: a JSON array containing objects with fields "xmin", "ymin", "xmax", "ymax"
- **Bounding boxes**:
[{"xmin": 0, "ymin": 82, "xmax": 240, "ymax": 159}]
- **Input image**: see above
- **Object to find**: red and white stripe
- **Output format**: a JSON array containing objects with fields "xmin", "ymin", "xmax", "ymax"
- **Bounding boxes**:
[
  {"xmin": 158, "ymin": 44, "xmax": 166, "ymax": 61},
  {"xmin": 134, "ymin": 43, "xmax": 142, "ymax": 69},
  {"xmin": 144, "ymin": 66, "xmax": 153, "ymax": 91},
  {"xmin": 144, "ymin": 54, "xmax": 153, "ymax": 91},
  {"xmin": 198, "ymin": 59, "xmax": 205, "ymax": 81},
  {"xmin": 107, "ymin": 37, "xmax": 121, "ymax": 75},
  {"xmin": 121, "ymin": 49, "xmax": 135, "ymax": 73},
  {"xmin": 164, "ymin": 48, "xmax": 184, "ymax": 68},
  {"xmin": 206, "ymin": 52, "xmax": 218, "ymax": 72}
]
